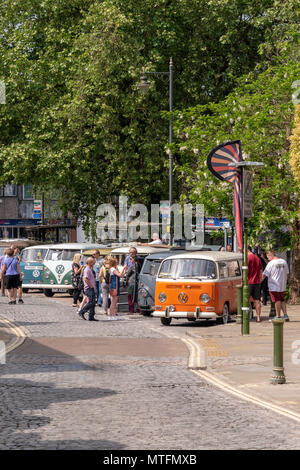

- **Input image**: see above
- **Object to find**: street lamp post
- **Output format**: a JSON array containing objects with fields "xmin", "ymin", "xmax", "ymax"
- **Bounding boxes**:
[
  {"xmin": 229, "ymin": 160, "xmax": 264, "ymax": 334},
  {"xmin": 138, "ymin": 58, "xmax": 174, "ymax": 242}
]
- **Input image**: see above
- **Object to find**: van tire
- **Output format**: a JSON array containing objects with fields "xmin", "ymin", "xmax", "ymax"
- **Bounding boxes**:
[
  {"xmin": 44, "ymin": 289, "xmax": 54, "ymax": 297},
  {"xmin": 161, "ymin": 317, "xmax": 172, "ymax": 326},
  {"xmin": 140, "ymin": 309, "xmax": 151, "ymax": 316},
  {"xmin": 22, "ymin": 288, "xmax": 29, "ymax": 293},
  {"xmin": 217, "ymin": 303, "xmax": 230, "ymax": 325}
]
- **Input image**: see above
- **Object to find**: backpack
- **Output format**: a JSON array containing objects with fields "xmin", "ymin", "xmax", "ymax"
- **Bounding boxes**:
[
  {"xmin": 72, "ymin": 263, "xmax": 85, "ymax": 290},
  {"xmin": 102, "ymin": 266, "xmax": 110, "ymax": 285}
]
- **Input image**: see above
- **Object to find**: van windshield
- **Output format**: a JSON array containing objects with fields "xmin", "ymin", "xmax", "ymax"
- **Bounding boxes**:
[
  {"xmin": 158, "ymin": 258, "xmax": 217, "ymax": 279},
  {"xmin": 46, "ymin": 249, "xmax": 77, "ymax": 261},
  {"xmin": 21, "ymin": 248, "xmax": 47, "ymax": 262},
  {"xmin": 142, "ymin": 259, "xmax": 162, "ymax": 276}
]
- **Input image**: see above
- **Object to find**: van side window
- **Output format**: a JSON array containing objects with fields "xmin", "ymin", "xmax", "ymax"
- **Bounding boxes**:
[
  {"xmin": 228, "ymin": 260, "xmax": 241, "ymax": 277},
  {"xmin": 218, "ymin": 262, "xmax": 228, "ymax": 279}
]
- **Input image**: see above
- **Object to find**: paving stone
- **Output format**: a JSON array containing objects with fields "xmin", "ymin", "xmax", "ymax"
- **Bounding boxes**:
[{"xmin": 0, "ymin": 293, "xmax": 299, "ymax": 450}]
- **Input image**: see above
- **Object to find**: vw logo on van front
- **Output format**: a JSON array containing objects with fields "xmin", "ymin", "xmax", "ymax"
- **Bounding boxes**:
[
  {"xmin": 178, "ymin": 292, "xmax": 188, "ymax": 304},
  {"xmin": 56, "ymin": 265, "xmax": 65, "ymax": 275}
]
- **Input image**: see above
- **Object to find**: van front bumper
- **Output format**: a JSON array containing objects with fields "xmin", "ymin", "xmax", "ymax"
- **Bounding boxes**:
[{"xmin": 152, "ymin": 307, "xmax": 217, "ymax": 320}]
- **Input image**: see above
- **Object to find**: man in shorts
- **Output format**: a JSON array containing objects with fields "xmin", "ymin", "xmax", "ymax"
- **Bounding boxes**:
[
  {"xmin": 247, "ymin": 246, "xmax": 263, "ymax": 322},
  {"xmin": 12, "ymin": 245, "xmax": 24, "ymax": 303},
  {"xmin": 262, "ymin": 250, "xmax": 289, "ymax": 321}
]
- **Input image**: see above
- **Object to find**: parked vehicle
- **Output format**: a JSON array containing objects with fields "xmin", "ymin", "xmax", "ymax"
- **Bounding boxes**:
[
  {"xmin": 137, "ymin": 246, "xmax": 219, "ymax": 316},
  {"xmin": 0, "ymin": 239, "xmax": 42, "ymax": 295},
  {"xmin": 20, "ymin": 244, "xmax": 53, "ymax": 292},
  {"xmin": 138, "ymin": 251, "xmax": 184, "ymax": 315},
  {"xmin": 82, "ymin": 247, "xmax": 113, "ymax": 261},
  {"xmin": 110, "ymin": 245, "xmax": 172, "ymax": 313},
  {"xmin": 41, "ymin": 243, "xmax": 107, "ymax": 297},
  {"xmin": 153, "ymin": 251, "xmax": 242, "ymax": 325}
]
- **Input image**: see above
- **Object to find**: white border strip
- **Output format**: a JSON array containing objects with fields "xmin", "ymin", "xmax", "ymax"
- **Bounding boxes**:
[
  {"xmin": 0, "ymin": 317, "xmax": 27, "ymax": 353},
  {"xmin": 192, "ymin": 368, "xmax": 300, "ymax": 423}
]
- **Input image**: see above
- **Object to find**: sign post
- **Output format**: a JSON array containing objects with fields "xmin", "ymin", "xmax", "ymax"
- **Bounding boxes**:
[{"xmin": 207, "ymin": 140, "xmax": 263, "ymax": 334}]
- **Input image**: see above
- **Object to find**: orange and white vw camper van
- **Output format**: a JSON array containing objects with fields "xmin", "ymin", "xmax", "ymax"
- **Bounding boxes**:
[{"xmin": 153, "ymin": 251, "xmax": 242, "ymax": 325}]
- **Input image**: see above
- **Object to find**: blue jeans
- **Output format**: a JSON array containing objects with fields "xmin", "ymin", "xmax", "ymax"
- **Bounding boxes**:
[
  {"xmin": 96, "ymin": 280, "xmax": 102, "ymax": 305},
  {"xmin": 80, "ymin": 288, "xmax": 96, "ymax": 320}
]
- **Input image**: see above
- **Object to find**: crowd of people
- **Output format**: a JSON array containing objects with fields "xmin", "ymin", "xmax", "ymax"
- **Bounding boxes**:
[
  {"xmin": 72, "ymin": 247, "xmax": 142, "ymax": 322},
  {"xmin": 0, "ymin": 241, "xmax": 290, "ymax": 324}
]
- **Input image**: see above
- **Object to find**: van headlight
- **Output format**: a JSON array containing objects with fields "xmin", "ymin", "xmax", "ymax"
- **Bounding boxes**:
[
  {"xmin": 140, "ymin": 288, "xmax": 148, "ymax": 298},
  {"xmin": 201, "ymin": 293, "xmax": 210, "ymax": 303},
  {"xmin": 44, "ymin": 271, "xmax": 50, "ymax": 279},
  {"xmin": 158, "ymin": 292, "xmax": 167, "ymax": 303}
]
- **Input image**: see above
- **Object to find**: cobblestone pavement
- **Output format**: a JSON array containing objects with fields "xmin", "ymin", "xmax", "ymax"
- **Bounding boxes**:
[{"xmin": 0, "ymin": 293, "xmax": 300, "ymax": 450}]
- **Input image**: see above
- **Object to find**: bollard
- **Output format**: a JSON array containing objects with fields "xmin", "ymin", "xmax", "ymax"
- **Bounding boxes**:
[
  {"xmin": 271, "ymin": 318, "xmax": 286, "ymax": 384},
  {"xmin": 269, "ymin": 301, "xmax": 276, "ymax": 318},
  {"xmin": 236, "ymin": 284, "xmax": 243, "ymax": 325}
]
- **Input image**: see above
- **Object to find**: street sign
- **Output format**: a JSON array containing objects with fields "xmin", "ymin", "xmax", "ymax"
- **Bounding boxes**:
[
  {"xmin": 160, "ymin": 201, "xmax": 170, "ymax": 220},
  {"xmin": 34, "ymin": 200, "xmax": 42, "ymax": 211},
  {"xmin": 33, "ymin": 199, "xmax": 43, "ymax": 220},
  {"xmin": 243, "ymin": 170, "xmax": 253, "ymax": 218}
]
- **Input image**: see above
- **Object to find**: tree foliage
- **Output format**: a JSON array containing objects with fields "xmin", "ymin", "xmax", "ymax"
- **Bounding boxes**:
[
  {"xmin": 290, "ymin": 105, "xmax": 300, "ymax": 186},
  {"xmin": 0, "ymin": 0, "xmax": 282, "ymax": 226},
  {"xmin": 174, "ymin": 61, "xmax": 300, "ymax": 248}
]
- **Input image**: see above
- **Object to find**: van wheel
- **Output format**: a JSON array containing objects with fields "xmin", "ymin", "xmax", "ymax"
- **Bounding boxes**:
[
  {"xmin": 22, "ymin": 288, "xmax": 29, "ymax": 293},
  {"xmin": 217, "ymin": 304, "xmax": 230, "ymax": 325},
  {"xmin": 43, "ymin": 289, "xmax": 54, "ymax": 297},
  {"xmin": 161, "ymin": 317, "xmax": 172, "ymax": 326}
]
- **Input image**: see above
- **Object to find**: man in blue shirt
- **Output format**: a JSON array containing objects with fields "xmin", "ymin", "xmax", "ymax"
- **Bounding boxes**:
[{"xmin": 92, "ymin": 249, "xmax": 104, "ymax": 306}]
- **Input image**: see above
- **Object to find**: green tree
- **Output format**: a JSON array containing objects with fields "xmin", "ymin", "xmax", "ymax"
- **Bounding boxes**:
[
  {"xmin": 0, "ymin": 0, "xmax": 278, "ymax": 231},
  {"xmin": 173, "ymin": 59, "xmax": 300, "ymax": 301}
]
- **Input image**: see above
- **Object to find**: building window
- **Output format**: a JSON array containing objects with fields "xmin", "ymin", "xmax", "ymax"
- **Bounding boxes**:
[
  {"xmin": 4, "ymin": 184, "xmax": 17, "ymax": 196},
  {"xmin": 23, "ymin": 184, "xmax": 34, "ymax": 200}
]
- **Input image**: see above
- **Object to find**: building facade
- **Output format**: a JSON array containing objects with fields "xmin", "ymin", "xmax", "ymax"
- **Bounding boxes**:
[{"xmin": 0, "ymin": 184, "xmax": 76, "ymax": 242}]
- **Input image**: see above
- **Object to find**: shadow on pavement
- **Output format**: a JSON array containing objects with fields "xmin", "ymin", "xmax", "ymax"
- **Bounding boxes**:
[{"xmin": 0, "ymin": 377, "xmax": 120, "ymax": 449}]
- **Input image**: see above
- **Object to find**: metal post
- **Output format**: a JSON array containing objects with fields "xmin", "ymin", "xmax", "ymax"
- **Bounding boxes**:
[
  {"xmin": 242, "ymin": 229, "xmax": 250, "ymax": 335},
  {"xmin": 168, "ymin": 58, "xmax": 173, "ymax": 244},
  {"xmin": 271, "ymin": 318, "xmax": 286, "ymax": 384},
  {"xmin": 236, "ymin": 284, "xmax": 243, "ymax": 325},
  {"xmin": 169, "ymin": 58, "xmax": 173, "ymax": 208}
]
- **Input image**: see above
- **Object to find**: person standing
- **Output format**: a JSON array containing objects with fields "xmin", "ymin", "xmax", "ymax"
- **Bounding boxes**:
[
  {"xmin": 11, "ymin": 246, "xmax": 24, "ymax": 303},
  {"xmin": 262, "ymin": 251, "xmax": 289, "ymax": 321},
  {"xmin": 71, "ymin": 253, "xmax": 83, "ymax": 307},
  {"xmin": 122, "ymin": 247, "xmax": 143, "ymax": 314},
  {"xmin": 107, "ymin": 256, "xmax": 122, "ymax": 320},
  {"xmin": 247, "ymin": 246, "xmax": 263, "ymax": 322},
  {"xmin": 77, "ymin": 257, "xmax": 98, "ymax": 321},
  {"xmin": 1, "ymin": 248, "xmax": 22, "ymax": 304},
  {"xmin": 258, "ymin": 249, "xmax": 269, "ymax": 305},
  {"xmin": 99, "ymin": 257, "xmax": 110, "ymax": 315},
  {"xmin": 92, "ymin": 249, "xmax": 103, "ymax": 306}
]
